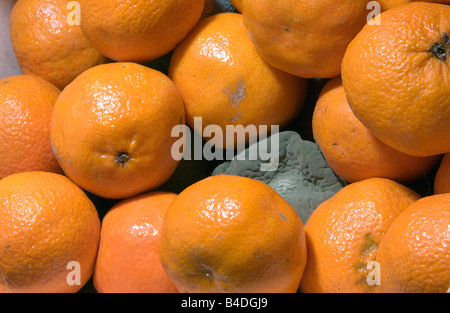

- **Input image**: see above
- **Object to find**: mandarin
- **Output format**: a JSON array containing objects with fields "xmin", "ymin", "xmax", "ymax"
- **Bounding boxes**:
[
  {"xmin": 242, "ymin": 0, "xmax": 370, "ymax": 78},
  {"xmin": 50, "ymin": 62, "xmax": 185, "ymax": 199},
  {"xmin": 79, "ymin": 0, "xmax": 205, "ymax": 62},
  {"xmin": 9, "ymin": 0, "xmax": 107, "ymax": 90},
  {"xmin": 159, "ymin": 175, "xmax": 307, "ymax": 293},
  {"xmin": 341, "ymin": 2, "xmax": 450, "ymax": 156},
  {"xmin": 0, "ymin": 171, "xmax": 100, "ymax": 293},
  {"xmin": 434, "ymin": 154, "xmax": 450, "ymax": 194},
  {"xmin": 0, "ymin": 75, "xmax": 62, "ymax": 179},
  {"xmin": 376, "ymin": 193, "xmax": 450, "ymax": 293},
  {"xmin": 312, "ymin": 77, "xmax": 441, "ymax": 183},
  {"xmin": 94, "ymin": 192, "xmax": 179, "ymax": 293},
  {"xmin": 300, "ymin": 178, "xmax": 420, "ymax": 293},
  {"xmin": 378, "ymin": 0, "xmax": 450, "ymax": 11},
  {"xmin": 169, "ymin": 13, "xmax": 307, "ymax": 150}
]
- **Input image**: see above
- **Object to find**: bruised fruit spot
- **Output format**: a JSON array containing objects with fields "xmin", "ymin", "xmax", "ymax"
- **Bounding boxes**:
[
  {"xmin": 351, "ymin": 234, "xmax": 379, "ymax": 281},
  {"xmin": 361, "ymin": 233, "xmax": 378, "ymax": 255},
  {"xmin": 353, "ymin": 260, "xmax": 374, "ymax": 286},
  {"xmin": 225, "ymin": 77, "xmax": 246, "ymax": 106},
  {"xmin": 223, "ymin": 77, "xmax": 246, "ymax": 122},
  {"xmin": 229, "ymin": 111, "xmax": 242, "ymax": 123},
  {"xmin": 353, "ymin": 261, "xmax": 366, "ymax": 273},
  {"xmin": 115, "ymin": 152, "xmax": 130, "ymax": 168}
]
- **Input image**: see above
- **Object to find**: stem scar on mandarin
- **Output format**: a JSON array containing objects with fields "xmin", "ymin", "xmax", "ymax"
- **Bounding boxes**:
[{"xmin": 429, "ymin": 33, "xmax": 449, "ymax": 61}]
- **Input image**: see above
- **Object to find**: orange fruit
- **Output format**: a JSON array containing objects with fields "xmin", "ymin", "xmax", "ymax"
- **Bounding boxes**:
[
  {"xmin": 94, "ymin": 191, "xmax": 179, "ymax": 293},
  {"xmin": 50, "ymin": 62, "xmax": 185, "ymax": 199},
  {"xmin": 0, "ymin": 171, "xmax": 100, "ymax": 293},
  {"xmin": 169, "ymin": 13, "xmax": 307, "ymax": 150},
  {"xmin": 0, "ymin": 75, "xmax": 62, "ymax": 180},
  {"xmin": 299, "ymin": 178, "xmax": 420, "ymax": 293},
  {"xmin": 378, "ymin": 0, "xmax": 450, "ymax": 11},
  {"xmin": 377, "ymin": 0, "xmax": 408, "ymax": 9},
  {"xmin": 230, "ymin": 0, "xmax": 242, "ymax": 12},
  {"xmin": 241, "ymin": 0, "xmax": 370, "ymax": 78},
  {"xmin": 341, "ymin": 2, "xmax": 450, "ymax": 157},
  {"xmin": 79, "ymin": 0, "xmax": 205, "ymax": 62},
  {"xmin": 435, "ymin": 153, "xmax": 450, "ymax": 194},
  {"xmin": 376, "ymin": 193, "xmax": 450, "ymax": 293},
  {"xmin": 312, "ymin": 77, "xmax": 441, "ymax": 183},
  {"xmin": 9, "ymin": 0, "xmax": 107, "ymax": 90},
  {"xmin": 159, "ymin": 175, "xmax": 307, "ymax": 293}
]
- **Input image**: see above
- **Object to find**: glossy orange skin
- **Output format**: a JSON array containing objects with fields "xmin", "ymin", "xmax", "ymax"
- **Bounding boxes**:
[
  {"xmin": 159, "ymin": 175, "xmax": 307, "ymax": 293},
  {"xmin": 0, "ymin": 75, "xmax": 62, "ymax": 179},
  {"xmin": 312, "ymin": 77, "xmax": 441, "ymax": 183},
  {"xmin": 94, "ymin": 192, "xmax": 179, "ymax": 293},
  {"xmin": 342, "ymin": 2, "xmax": 450, "ymax": 157},
  {"xmin": 0, "ymin": 171, "xmax": 100, "ymax": 293},
  {"xmin": 435, "ymin": 154, "xmax": 450, "ymax": 194},
  {"xmin": 300, "ymin": 178, "xmax": 420, "ymax": 293},
  {"xmin": 9, "ymin": 0, "xmax": 107, "ymax": 90},
  {"xmin": 376, "ymin": 193, "xmax": 450, "ymax": 293},
  {"xmin": 242, "ymin": 0, "xmax": 369, "ymax": 78},
  {"xmin": 50, "ymin": 62, "xmax": 185, "ymax": 199},
  {"xmin": 169, "ymin": 13, "xmax": 307, "ymax": 150},
  {"xmin": 79, "ymin": 0, "xmax": 205, "ymax": 62},
  {"xmin": 378, "ymin": 0, "xmax": 450, "ymax": 11}
]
